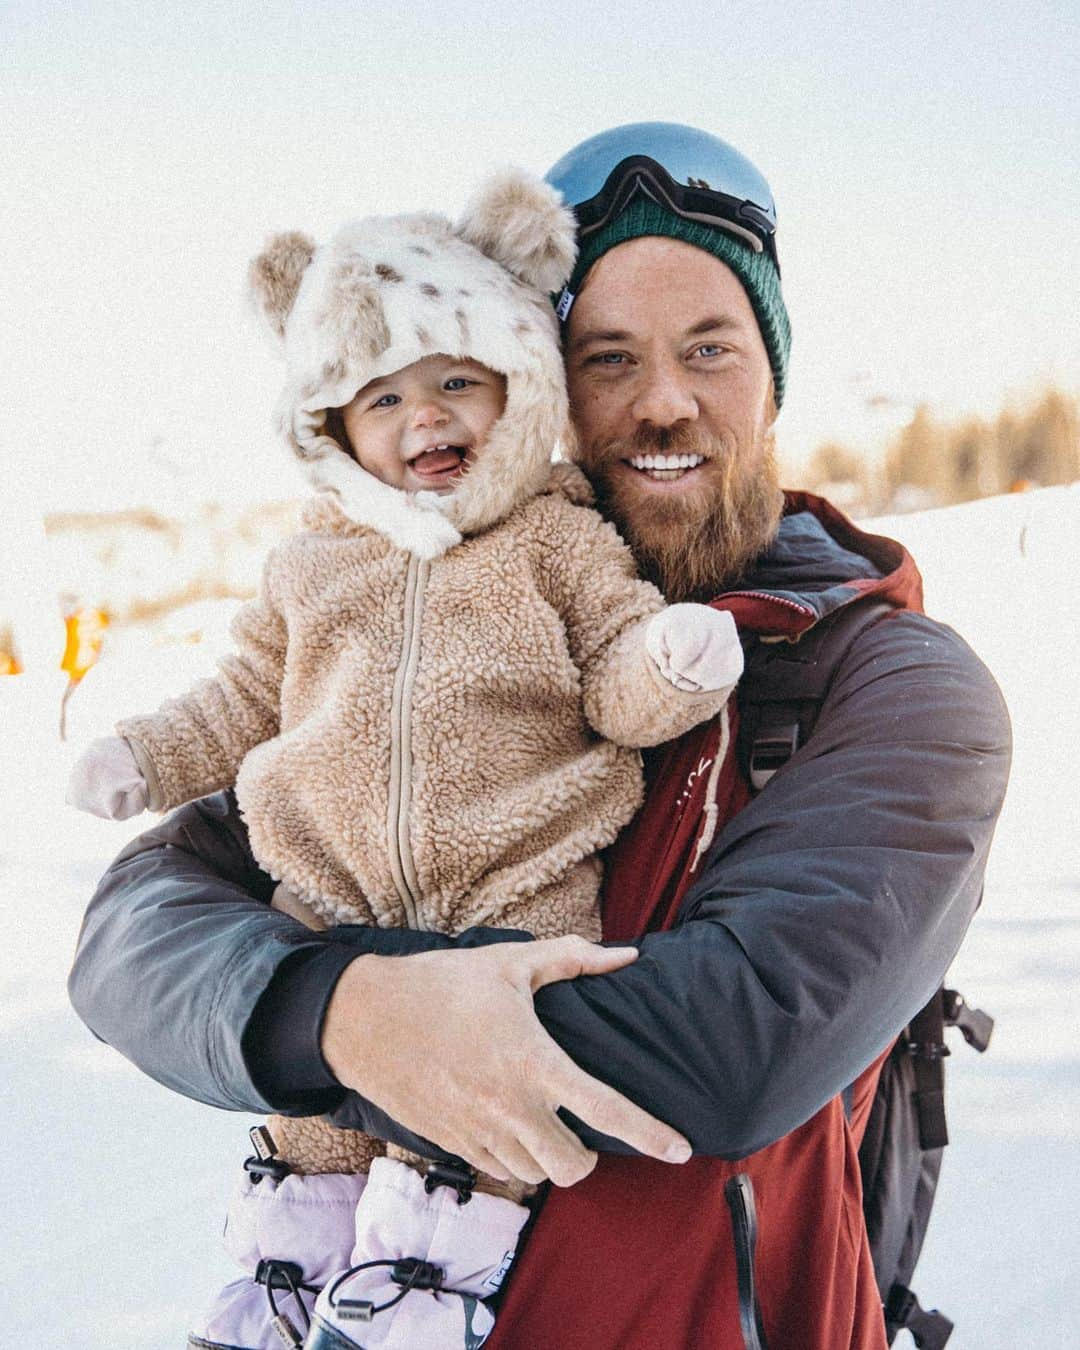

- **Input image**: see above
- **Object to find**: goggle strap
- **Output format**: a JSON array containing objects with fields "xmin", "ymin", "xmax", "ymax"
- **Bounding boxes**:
[
  {"xmin": 555, "ymin": 288, "xmax": 575, "ymax": 322},
  {"xmin": 576, "ymin": 159, "xmax": 777, "ymax": 268}
]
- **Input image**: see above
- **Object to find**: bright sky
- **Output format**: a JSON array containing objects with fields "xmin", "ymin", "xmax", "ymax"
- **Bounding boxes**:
[{"xmin": 4, "ymin": 0, "xmax": 1078, "ymax": 514}]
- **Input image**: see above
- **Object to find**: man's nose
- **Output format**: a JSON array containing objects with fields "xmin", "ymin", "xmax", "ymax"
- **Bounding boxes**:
[{"xmin": 631, "ymin": 364, "xmax": 698, "ymax": 427}]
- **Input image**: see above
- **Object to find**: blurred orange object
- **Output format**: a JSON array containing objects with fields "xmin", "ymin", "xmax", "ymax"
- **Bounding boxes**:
[
  {"xmin": 60, "ymin": 606, "xmax": 109, "ymax": 685},
  {"xmin": 0, "ymin": 623, "xmax": 21, "ymax": 674},
  {"xmin": 59, "ymin": 606, "xmax": 109, "ymax": 738}
]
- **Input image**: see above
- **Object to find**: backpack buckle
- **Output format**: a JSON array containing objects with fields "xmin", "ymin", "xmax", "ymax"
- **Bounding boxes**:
[
  {"xmin": 749, "ymin": 722, "xmax": 800, "ymax": 789},
  {"xmin": 885, "ymin": 1282, "xmax": 954, "ymax": 1348},
  {"xmin": 943, "ymin": 988, "xmax": 994, "ymax": 1052},
  {"xmin": 906, "ymin": 1038, "xmax": 951, "ymax": 1062}
]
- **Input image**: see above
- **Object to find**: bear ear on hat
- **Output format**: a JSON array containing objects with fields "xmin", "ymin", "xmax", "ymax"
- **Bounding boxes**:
[
  {"xmin": 456, "ymin": 168, "xmax": 577, "ymax": 294},
  {"xmin": 248, "ymin": 230, "xmax": 316, "ymax": 341}
]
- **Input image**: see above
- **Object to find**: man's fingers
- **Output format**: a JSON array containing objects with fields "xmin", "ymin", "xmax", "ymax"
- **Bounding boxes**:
[
  {"xmin": 515, "ymin": 1112, "xmax": 599, "ymax": 1188},
  {"xmin": 479, "ymin": 1135, "xmax": 550, "ymax": 1188},
  {"xmin": 549, "ymin": 1054, "xmax": 692, "ymax": 1163},
  {"xmin": 514, "ymin": 935, "xmax": 639, "ymax": 993},
  {"xmin": 450, "ymin": 1143, "xmax": 513, "ymax": 1183}
]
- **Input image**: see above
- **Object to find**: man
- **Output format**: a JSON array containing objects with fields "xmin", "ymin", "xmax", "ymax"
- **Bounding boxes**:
[{"xmin": 69, "ymin": 123, "xmax": 1011, "ymax": 1348}]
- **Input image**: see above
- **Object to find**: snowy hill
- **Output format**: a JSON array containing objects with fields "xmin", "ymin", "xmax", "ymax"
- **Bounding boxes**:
[{"xmin": 1, "ymin": 485, "xmax": 1077, "ymax": 1347}]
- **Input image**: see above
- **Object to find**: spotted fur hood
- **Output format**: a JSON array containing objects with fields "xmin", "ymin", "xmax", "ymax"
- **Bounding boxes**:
[{"xmin": 248, "ymin": 170, "xmax": 577, "ymax": 558}]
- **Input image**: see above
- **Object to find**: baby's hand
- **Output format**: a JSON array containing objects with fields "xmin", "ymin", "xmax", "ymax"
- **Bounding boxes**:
[
  {"xmin": 645, "ymin": 604, "xmax": 744, "ymax": 694},
  {"xmin": 66, "ymin": 735, "xmax": 149, "ymax": 820}
]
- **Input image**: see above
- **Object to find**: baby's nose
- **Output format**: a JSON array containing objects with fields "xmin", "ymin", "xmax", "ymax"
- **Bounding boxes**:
[{"xmin": 412, "ymin": 400, "xmax": 450, "ymax": 427}]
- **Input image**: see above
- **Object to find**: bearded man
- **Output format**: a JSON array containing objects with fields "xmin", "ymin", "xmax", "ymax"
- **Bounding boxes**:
[{"xmin": 69, "ymin": 124, "xmax": 1011, "ymax": 1349}]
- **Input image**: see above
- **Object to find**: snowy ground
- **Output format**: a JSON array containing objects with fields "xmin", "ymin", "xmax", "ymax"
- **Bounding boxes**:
[{"xmin": 2, "ymin": 485, "xmax": 1078, "ymax": 1348}]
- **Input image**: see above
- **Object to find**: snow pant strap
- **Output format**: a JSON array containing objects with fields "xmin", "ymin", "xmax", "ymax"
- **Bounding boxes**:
[
  {"xmin": 906, "ymin": 992, "xmax": 950, "ymax": 1151},
  {"xmin": 884, "ymin": 1282, "xmax": 954, "ymax": 1348}
]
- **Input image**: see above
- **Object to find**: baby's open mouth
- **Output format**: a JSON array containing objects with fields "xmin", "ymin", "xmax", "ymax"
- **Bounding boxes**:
[
  {"xmin": 623, "ymin": 452, "xmax": 706, "ymax": 482},
  {"xmin": 409, "ymin": 444, "xmax": 470, "ymax": 479}
]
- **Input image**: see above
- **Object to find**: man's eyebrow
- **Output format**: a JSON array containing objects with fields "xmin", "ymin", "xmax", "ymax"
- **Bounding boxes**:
[
  {"xmin": 686, "ymin": 315, "xmax": 741, "ymax": 337},
  {"xmin": 568, "ymin": 328, "xmax": 633, "ymax": 354}
]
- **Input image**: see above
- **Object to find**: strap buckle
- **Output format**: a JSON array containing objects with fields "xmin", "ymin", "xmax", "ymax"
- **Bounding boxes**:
[
  {"xmin": 424, "ymin": 1159, "xmax": 477, "ymax": 1205},
  {"xmin": 749, "ymin": 722, "xmax": 799, "ymax": 790},
  {"xmin": 905, "ymin": 1037, "xmax": 951, "ymax": 1063},
  {"xmin": 244, "ymin": 1124, "xmax": 292, "ymax": 1183},
  {"xmin": 943, "ymin": 988, "xmax": 994, "ymax": 1052},
  {"xmin": 885, "ymin": 1282, "xmax": 954, "ymax": 1348}
]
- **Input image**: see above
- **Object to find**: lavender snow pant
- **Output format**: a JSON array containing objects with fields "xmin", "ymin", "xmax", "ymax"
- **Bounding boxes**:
[
  {"xmin": 188, "ymin": 1171, "xmax": 366, "ymax": 1350},
  {"xmin": 306, "ymin": 1158, "xmax": 530, "ymax": 1348},
  {"xmin": 189, "ymin": 1159, "xmax": 530, "ymax": 1350}
]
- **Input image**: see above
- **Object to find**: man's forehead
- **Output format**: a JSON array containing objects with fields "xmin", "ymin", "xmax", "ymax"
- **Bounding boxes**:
[{"xmin": 568, "ymin": 237, "xmax": 754, "ymax": 340}]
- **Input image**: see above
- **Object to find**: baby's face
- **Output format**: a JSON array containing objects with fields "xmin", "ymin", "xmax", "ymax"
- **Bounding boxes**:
[{"xmin": 340, "ymin": 354, "xmax": 507, "ymax": 493}]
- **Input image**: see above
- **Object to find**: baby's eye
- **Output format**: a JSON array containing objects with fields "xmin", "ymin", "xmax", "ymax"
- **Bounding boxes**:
[
  {"xmin": 372, "ymin": 393, "xmax": 400, "ymax": 408},
  {"xmin": 444, "ymin": 377, "xmax": 474, "ymax": 391}
]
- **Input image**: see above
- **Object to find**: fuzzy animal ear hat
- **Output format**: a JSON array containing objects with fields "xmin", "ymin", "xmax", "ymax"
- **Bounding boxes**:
[{"xmin": 248, "ymin": 169, "xmax": 577, "ymax": 559}]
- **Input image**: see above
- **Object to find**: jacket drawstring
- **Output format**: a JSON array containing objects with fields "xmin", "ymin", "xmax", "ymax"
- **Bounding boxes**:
[{"xmin": 689, "ymin": 703, "xmax": 731, "ymax": 873}]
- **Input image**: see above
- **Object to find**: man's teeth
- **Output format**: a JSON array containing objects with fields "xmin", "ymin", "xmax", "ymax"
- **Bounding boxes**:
[{"xmin": 627, "ymin": 453, "xmax": 705, "ymax": 472}]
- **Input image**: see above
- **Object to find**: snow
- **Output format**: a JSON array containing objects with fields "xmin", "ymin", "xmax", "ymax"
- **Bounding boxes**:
[{"xmin": 2, "ymin": 485, "xmax": 1078, "ymax": 1347}]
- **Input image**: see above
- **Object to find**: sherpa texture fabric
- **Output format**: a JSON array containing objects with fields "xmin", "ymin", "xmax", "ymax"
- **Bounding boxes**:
[
  {"xmin": 116, "ymin": 171, "xmax": 732, "ymax": 1177},
  {"xmin": 117, "ymin": 469, "xmax": 731, "ymax": 1173},
  {"xmin": 118, "ymin": 467, "xmax": 727, "ymax": 932}
]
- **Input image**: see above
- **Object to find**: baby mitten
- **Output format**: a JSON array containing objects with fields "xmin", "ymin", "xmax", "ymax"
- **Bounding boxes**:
[
  {"xmin": 646, "ymin": 604, "xmax": 744, "ymax": 694},
  {"xmin": 66, "ymin": 735, "xmax": 149, "ymax": 820}
]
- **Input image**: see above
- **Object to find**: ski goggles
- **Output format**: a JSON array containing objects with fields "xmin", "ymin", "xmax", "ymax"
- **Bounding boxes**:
[{"xmin": 544, "ymin": 121, "xmax": 780, "ymax": 271}]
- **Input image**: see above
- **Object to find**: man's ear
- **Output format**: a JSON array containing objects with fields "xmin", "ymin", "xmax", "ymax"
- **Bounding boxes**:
[
  {"xmin": 248, "ymin": 231, "xmax": 316, "ymax": 341},
  {"xmin": 456, "ymin": 168, "xmax": 577, "ymax": 294}
]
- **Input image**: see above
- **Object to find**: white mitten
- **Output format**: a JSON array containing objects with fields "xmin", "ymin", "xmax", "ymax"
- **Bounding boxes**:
[
  {"xmin": 66, "ymin": 735, "xmax": 149, "ymax": 820},
  {"xmin": 646, "ymin": 604, "xmax": 744, "ymax": 693}
]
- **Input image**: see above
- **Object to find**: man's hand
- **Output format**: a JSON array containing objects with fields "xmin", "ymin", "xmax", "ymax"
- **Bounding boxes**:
[{"xmin": 321, "ymin": 936, "xmax": 692, "ymax": 1187}]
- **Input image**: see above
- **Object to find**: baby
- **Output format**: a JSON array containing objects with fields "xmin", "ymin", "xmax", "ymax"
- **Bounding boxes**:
[{"xmin": 68, "ymin": 170, "xmax": 743, "ymax": 1350}]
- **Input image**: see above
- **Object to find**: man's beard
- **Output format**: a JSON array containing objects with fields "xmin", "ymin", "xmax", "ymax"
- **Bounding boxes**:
[{"xmin": 578, "ymin": 423, "xmax": 784, "ymax": 602}]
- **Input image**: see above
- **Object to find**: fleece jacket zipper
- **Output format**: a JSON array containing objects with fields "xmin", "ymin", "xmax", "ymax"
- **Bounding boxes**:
[
  {"xmin": 387, "ymin": 555, "xmax": 429, "ymax": 929},
  {"xmin": 725, "ymin": 1173, "xmax": 770, "ymax": 1350}
]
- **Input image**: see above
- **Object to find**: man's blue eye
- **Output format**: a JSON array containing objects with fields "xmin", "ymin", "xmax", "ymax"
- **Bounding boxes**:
[
  {"xmin": 595, "ymin": 353, "xmax": 624, "ymax": 365},
  {"xmin": 696, "ymin": 344, "xmax": 723, "ymax": 358}
]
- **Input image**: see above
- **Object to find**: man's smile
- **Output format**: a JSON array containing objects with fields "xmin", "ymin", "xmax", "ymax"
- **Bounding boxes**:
[{"xmin": 619, "ymin": 452, "xmax": 707, "ymax": 485}]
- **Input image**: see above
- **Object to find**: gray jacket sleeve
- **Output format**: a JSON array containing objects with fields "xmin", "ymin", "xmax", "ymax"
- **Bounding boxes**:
[{"xmin": 68, "ymin": 612, "xmax": 1010, "ymax": 1158}]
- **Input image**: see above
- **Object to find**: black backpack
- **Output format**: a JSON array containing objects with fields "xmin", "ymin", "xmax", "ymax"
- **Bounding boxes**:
[{"xmin": 737, "ymin": 601, "xmax": 994, "ymax": 1349}]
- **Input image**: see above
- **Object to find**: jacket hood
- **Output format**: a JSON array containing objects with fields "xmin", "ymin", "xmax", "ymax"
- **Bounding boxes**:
[
  {"xmin": 720, "ymin": 490, "xmax": 925, "ymax": 635},
  {"xmin": 248, "ymin": 170, "xmax": 577, "ymax": 559}
]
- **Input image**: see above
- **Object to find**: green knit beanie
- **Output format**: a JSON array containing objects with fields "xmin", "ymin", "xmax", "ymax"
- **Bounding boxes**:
[{"xmin": 564, "ymin": 197, "xmax": 792, "ymax": 407}]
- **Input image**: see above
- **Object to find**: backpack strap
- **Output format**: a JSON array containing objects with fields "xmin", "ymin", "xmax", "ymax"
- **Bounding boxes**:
[
  {"xmin": 904, "ymin": 985, "xmax": 996, "ymax": 1151},
  {"xmin": 906, "ymin": 993, "xmax": 951, "ymax": 1151},
  {"xmin": 736, "ymin": 599, "xmax": 895, "ymax": 788}
]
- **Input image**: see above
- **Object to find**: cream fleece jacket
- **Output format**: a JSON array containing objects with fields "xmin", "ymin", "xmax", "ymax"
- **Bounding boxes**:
[{"xmin": 116, "ymin": 466, "xmax": 733, "ymax": 1174}]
